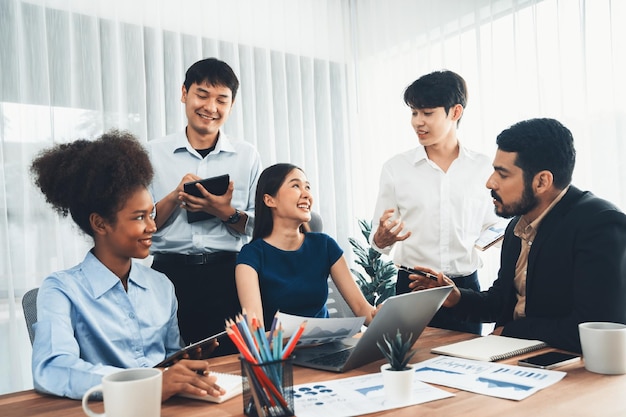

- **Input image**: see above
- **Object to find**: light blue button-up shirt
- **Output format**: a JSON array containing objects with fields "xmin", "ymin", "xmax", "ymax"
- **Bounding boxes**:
[
  {"xmin": 32, "ymin": 251, "xmax": 182, "ymax": 399},
  {"xmin": 148, "ymin": 130, "xmax": 262, "ymax": 254}
]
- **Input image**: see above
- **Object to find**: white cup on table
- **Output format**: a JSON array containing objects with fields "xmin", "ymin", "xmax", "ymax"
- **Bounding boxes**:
[
  {"xmin": 82, "ymin": 368, "xmax": 162, "ymax": 417},
  {"xmin": 578, "ymin": 322, "xmax": 626, "ymax": 375}
]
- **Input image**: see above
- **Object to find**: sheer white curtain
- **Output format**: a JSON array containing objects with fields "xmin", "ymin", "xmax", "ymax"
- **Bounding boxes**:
[
  {"xmin": 351, "ymin": 0, "xmax": 626, "ymax": 292},
  {"xmin": 352, "ymin": 0, "xmax": 626, "ymax": 218},
  {"xmin": 0, "ymin": 0, "xmax": 354, "ymax": 394},
  {"xmin": 2, "ymin": 0, "xmax": 626, "ymax": 396}
]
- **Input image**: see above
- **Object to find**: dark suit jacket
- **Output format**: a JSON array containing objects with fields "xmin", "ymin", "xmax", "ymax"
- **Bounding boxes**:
[{"xmin": 452, "ymin": 186, "xmax": 626, "ymax": 353}]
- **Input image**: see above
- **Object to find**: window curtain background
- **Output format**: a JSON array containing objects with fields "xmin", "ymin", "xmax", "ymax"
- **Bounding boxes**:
[{"xmin": 1, "ymin": 0, "xmax": 624, "ymax": 394}]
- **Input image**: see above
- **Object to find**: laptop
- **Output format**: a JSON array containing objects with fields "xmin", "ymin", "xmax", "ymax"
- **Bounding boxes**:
[{"xmin": 292, "ymin": 285, "xmax": 452, "ymax": 372}]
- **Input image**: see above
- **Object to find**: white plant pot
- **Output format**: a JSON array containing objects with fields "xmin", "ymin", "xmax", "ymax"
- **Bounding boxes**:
[{"xmin": 380, "ymin": 363, "xmax": 415, "ymax": 406}]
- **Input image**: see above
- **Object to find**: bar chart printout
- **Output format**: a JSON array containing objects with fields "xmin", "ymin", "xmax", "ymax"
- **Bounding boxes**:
[{"xmin": 413, "ymin": 356, "xmax": 566, "ymax": 401}]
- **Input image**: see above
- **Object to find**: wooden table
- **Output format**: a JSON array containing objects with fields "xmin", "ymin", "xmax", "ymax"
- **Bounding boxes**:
[{"xmin": 2, "ymin": 327, "xmax": 625, "ymax": 417}]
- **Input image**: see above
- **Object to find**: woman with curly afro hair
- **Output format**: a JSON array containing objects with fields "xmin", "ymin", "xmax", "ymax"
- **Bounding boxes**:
[{"xmin": 30, "ymin": 130, "xmax": 224, "ymax": 402}]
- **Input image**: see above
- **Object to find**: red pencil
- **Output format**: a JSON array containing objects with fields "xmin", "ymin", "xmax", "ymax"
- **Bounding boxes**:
[
  {"xmin": 281, "ymin": 320, "xmax": 307, "ymax": 359},
  {"xmin": 225, "ymin": 327, "xmax": 255, "ymax": 363}
]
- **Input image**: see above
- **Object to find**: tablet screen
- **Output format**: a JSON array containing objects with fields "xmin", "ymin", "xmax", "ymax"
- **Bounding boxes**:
[{"xmin": 155, "ymin": 330, "xmax": 227, "ymax": 368}]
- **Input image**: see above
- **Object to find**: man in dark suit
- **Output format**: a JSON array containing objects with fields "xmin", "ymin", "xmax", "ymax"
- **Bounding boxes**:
[{"xmin": 408, "ymin": 118, "xmax": 626, "ymax": 353}]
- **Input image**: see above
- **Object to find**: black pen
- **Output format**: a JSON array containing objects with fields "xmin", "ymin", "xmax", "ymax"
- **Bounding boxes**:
[{"xmin": 396, "ymin": 265, "xmax": 439, "ymax": 282}]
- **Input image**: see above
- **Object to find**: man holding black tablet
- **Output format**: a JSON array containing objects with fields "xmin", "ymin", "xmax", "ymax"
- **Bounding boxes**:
[{"xmin": 148, "ymin": 58, "xmax": 262, "ymax": 355}]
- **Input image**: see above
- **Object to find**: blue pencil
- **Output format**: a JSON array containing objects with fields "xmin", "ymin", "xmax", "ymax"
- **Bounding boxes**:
[{"xmin": 267, "ymin": 311, "xmax": 280, "ymax": 347}]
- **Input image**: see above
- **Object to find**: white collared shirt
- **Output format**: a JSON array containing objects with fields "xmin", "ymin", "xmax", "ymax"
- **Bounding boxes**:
[{"xmin": 370, "ymin": 144, "xmax": 500, "ymax": 276}]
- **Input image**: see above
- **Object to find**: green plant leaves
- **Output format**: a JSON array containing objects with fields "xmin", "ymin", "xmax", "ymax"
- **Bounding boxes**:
[
  {"xmin": 349, "ymin": 219, "xmax": 397, "ymax": 306},
  {"xmin": 377, "ymin": 329, "xmax": 418, "ymax": 371}
]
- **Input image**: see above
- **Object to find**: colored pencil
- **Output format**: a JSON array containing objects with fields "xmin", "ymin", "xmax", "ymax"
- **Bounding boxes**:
[{"xmin": 281, "ymin": 320, "xmax": 307, "ymax": 359}]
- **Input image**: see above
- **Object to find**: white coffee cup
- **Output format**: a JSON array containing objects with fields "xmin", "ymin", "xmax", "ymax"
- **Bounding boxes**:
[
  {"xmin": 578, "ymin": 322, "xmax": 626, "ymax": 375},
  {"xmin": 82, "ymin": 368, "xmax": 162, "ymax": 417}
]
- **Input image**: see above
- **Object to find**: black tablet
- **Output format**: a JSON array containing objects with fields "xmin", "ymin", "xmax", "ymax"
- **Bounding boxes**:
[
  {"xmin": 183, "ymin": 174, "xmax": 230, "ymax": 223},
  {"xmin": 155, "ymin": 330, "xmax": 227, "ymax": 368},
  {"xmin": 183, "ymin": 174, "xmax": 230, "ymax": 198}
]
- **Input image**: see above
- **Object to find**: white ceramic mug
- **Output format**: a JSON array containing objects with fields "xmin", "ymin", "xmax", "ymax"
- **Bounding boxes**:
[
  {"xmin": 578, "ymin": 322, "xmax": 626, "ymax": 375},
  {"xmin": 82, "ymin": 368, "xmax": 162, "ymax": 417}
]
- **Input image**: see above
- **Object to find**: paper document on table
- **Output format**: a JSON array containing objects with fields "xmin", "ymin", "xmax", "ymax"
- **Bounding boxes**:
[
  {"xmin": 178, "ymin": 372, "xmax": 241, "ymax": 403},
  {"xmin": 293, "ymin": 370, "xmax": 453, "ymax": 417},
  {"xmin": 277, "ymin": 312, "xmax": 364, "ymax": 346},
  {"xmin": 413, "ymin": 356, "xmax": 566, "ymax": 401}
]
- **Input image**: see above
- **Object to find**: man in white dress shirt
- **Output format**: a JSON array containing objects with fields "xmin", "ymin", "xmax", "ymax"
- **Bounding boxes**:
[{"xmin": 370, "ymin": 70, "xmax": 499, "ymax": 334}]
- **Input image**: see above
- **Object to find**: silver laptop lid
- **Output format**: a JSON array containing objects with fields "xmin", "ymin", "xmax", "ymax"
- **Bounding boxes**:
[{"xmin": 294, "ymin": 285, "xmax": 452, "ymax": 372}]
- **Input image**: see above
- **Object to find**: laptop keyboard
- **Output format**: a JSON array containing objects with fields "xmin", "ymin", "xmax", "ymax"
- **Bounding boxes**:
[{"xmin": 308, "ymin": 348, "xmax": 353, "ymax": 367}]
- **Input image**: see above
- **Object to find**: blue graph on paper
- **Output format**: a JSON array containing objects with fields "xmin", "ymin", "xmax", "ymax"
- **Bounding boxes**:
[{"xmin": 413, "ymin": 356, "xmax": 566, "ymax": 401}]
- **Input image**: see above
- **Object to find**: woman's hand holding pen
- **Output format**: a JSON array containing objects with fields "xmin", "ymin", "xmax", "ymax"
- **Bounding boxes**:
[
  {"xmin": 160, "ymin": 359, "xmax": 225, "ymax": 402},
  {"xmin": 401, "ymin": 265, "xmax": 461, "ymax": 308}
]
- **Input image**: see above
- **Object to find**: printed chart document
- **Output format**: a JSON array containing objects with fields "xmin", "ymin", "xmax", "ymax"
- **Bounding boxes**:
[
  {"xmin": 413, "ymin": 356, "xmax": 566, "ymax": 401},
  {"xmin": 293, "ymin": 370, "xmax": 453, "ymax": 417},
  {"xmin": 277, "ymin": 312, "xmax": 365, "ymax": 346},
  {"xmin": 431, "ymin": 335, "xmax": 547, "ymax": 362}
]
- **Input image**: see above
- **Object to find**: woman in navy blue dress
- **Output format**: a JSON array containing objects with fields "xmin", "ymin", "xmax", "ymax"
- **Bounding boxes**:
[{"xmin": 236, "ymin": 163, "xmax": 377, "ymax": 329}]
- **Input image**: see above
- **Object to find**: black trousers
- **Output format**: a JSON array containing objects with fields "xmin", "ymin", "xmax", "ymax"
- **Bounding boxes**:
[
  {"xmin": 396, "ymin": 269, "xmax": 482, "ymax": 335},
  {"xmin": 152, "ymin": 252, "xmax": 241, "ymax": 356}
]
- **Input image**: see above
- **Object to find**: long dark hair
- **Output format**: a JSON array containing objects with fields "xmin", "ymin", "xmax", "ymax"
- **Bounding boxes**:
[{"xmin": 253, "ymin": 163, "xmax": 308, "ymax": 240}]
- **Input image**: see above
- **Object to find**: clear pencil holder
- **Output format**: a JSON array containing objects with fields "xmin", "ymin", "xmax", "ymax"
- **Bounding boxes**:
[{"xmin": 239, "ymin": 356, "xmax": 295, "ymax": 417}]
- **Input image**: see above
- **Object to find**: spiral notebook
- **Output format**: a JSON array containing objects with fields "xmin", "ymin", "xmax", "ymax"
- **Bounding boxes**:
[
  {"xmin": 431, "ymin": 335, "xmax": 547, "ymax": 362},
  {"xmin": 178, "ymin": 372, "xmax": 242, "ymax": 403}
]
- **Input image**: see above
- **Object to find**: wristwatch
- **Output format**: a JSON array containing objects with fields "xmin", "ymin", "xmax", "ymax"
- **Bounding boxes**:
[{"xmin": 224, "ymin": 209, "xmax": 241, "ymax": 224}]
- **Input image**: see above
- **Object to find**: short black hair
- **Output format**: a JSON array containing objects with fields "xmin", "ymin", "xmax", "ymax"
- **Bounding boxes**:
[
  {"xmin": 183, "ymin": 57, "xmax": 239, "ymax": 100},
  {"xmin": 403, "ymin": 70, "xmax": 468, "ymax": 124},
  {"xmin": 496, "ymin": 118, "xmax": 576, "ymax": 189},
  {"xmin": 30, "ymin": 130, "xmax": 154, "ymax": 236}
]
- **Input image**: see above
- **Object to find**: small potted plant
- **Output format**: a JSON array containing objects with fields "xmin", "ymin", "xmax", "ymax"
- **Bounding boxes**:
[{"xmin": 377, "ymin": 329, "xmax": 417, "ymax": 404}]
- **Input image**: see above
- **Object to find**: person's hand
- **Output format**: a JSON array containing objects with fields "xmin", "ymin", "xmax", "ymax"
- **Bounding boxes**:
[
  {"xmin": 154, "ymin": 173, "xmax": 201, "ymax": 228},
  {"xmin": 172, "ymin": 174, "xmax": 201, "ymax": 200},
  {"xmin": 161, "ymin": 173, "xmax": 201, "ymax": 207},
  {"xmin": 372, "ymin": 209, "xmax": 411, "ymax": 248},
  {"xmin": 365, "ymin": 303, "xmax": 383, "ymax": 325},
  {"xmin": 179, "ymin": 180, "xmax": 235, "ymax": 221},
  {"xmin": 185, "ymin": 339, "xmax": 219, "ymax": 360},
  {"xmin": 406, "ymin": 265, "xmax": 461, "ymax": 308},
  {"xmin": 491, "ymin": 326, "xmax": 504, "ymax": 336},
  {"xmin": 160, "ymin": 359, "xmax": 225, "ymax": 402}
]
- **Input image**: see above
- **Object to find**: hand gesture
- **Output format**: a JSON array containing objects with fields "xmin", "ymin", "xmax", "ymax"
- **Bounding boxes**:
[
  {"xmin": 372, "ymin": 209, "xmax": 411, "ymax": 248},
  {"xmin": 180, "ymin": 180, "xmax": 235, "ymax": 221},
  {"xmin": 406, "ymin": 265, "xmax": 461, "ymax": 308},
  {"xmin": 160, "ymin": 359, "xmax": 225, "ymax": 402}
]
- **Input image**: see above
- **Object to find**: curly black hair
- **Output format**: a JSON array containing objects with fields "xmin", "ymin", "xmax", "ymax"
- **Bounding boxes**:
[{"xmin": 30, "ymin": 130, "xmax": 154, "ymax": 237}]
